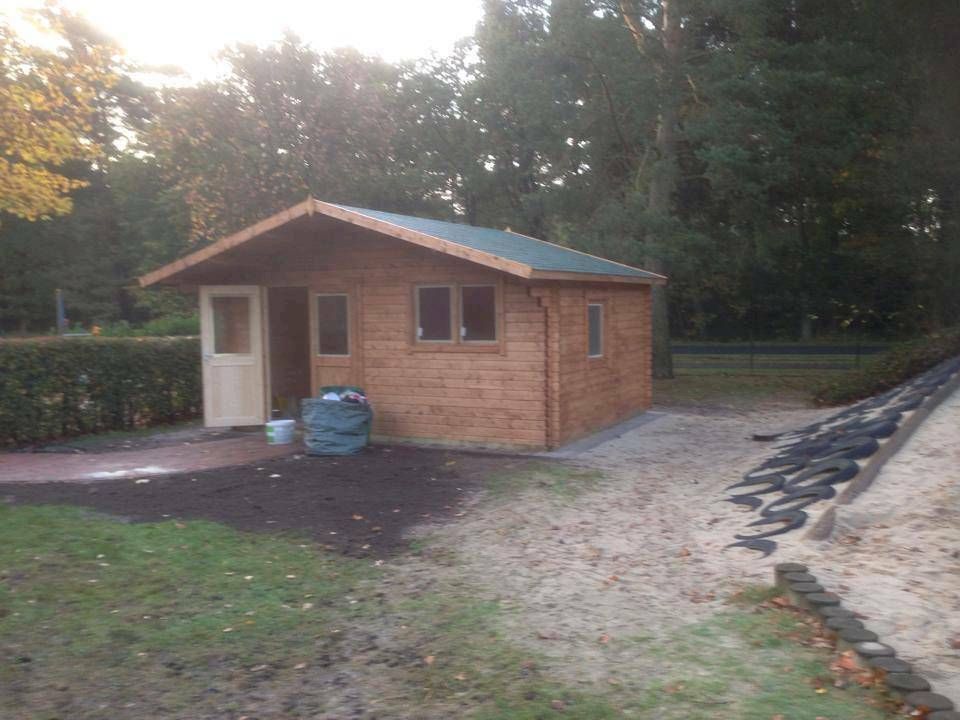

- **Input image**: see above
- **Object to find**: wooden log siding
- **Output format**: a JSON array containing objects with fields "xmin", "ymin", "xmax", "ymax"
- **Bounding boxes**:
[
  {"xmin": 180, "ymin": 222, "xmax": 652, "ymax": 449},
  {"xmin": 554, "ymin": 284, "xmax": 652, "ymax": 445},
  {"xmin": 183, "ymin": 229, "xmax": 547, "ymax": 448}
]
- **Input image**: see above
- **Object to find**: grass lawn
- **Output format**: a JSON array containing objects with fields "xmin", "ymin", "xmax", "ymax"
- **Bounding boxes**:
[
  {"xmin": 0, "ymin": 495, "xmax": 898, "ymax": 719},
  {"xmin": 653, "ymin": 371, "xmax": 829, "ymax": 410}
]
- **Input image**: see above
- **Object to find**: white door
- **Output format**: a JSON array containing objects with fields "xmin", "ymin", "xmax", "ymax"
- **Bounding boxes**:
[{"xmin": 200, "ymin": 285, "xmax": 266, "ymax": 427}]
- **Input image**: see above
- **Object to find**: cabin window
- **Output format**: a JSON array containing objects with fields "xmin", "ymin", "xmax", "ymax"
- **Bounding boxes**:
[
  {"xmin": 461, "ymin": 285, "xmax": 497, "ymax": 342},
  {"xmin": 212, "ymin": 296, "xmax": 251, "ymax": 354},
  {"xmin": 587, "ymin": 303, "xmax": 604, "ymax": 358},
  {"xmin": 417, "ymin": 286, "xmax": 454, "ymax": 341},
  {"xmin": 316, "ymin": 294, "xmax": 350, "ymax": 356}
]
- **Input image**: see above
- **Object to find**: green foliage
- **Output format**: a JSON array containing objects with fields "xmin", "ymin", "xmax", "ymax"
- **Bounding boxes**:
[
  {"xmin": 3, "ymin": 0, "xmax": 959, "ymax": 343},
  {"xmin": 99, "ymin": 313, "xmax": 199, "ymax": 337},
  {"xmin": 0, "ymin": 337, "xmax": 201, "ymax": 446},
  {"xmin": 814, "ymin": 327, "xmax": 960, "ymax": 406}
]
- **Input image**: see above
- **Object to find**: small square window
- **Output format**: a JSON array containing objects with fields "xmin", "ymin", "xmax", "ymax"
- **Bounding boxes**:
[
  {"xmin": 417, "ymin": 286, "xmax": 453, "ymax": 341},
  {"xmin": 587, "ymin": 303, "xmax": 604, "ymax": 358},
  {"xmin": 461, "ymin": 285, "xmax": 497, "ymax": 342},
  {"xmin": 316, "ymin": 294, "xmax": 349, "ymax": 355},
  {"xmin": 212, "ymin": 296, "xmax": 251, "ymax": 354}
]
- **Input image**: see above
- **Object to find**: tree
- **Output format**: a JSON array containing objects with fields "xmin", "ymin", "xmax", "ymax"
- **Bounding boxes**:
[{"xmin": 0, "ymin": 6, "xmax": 115, "ymax": 221}]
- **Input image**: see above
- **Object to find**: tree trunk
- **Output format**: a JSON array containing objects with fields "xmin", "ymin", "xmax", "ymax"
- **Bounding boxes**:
[{"xmin": 646, "ymin": 0, "xmax": 682, "ymax": 379}]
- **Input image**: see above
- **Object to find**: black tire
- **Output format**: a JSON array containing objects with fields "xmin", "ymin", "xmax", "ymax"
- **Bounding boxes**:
[
  {"xmin": 783, "ymin": 458, "xmax": 859, "ymax": 492},
  {"xmin": 726, "ymin": 474, "xmax": 785, "ymax": 495},
  {"xmin": 724, "ymin": 538, "xmax": 777, "ymax": 557},
  {"xmin": 724, "ymin": 495, "xmax": 763, "ymax": 510},
  {"xmin": 808, "ymin": 435, "xmax": 879, "ymax": 463},
  {"xmin": 835, "ymin": 417, "xmax": 899, "ymax": 439},
  {"xmin": 760, "ymin": 486, "xmax": 836, "ymax": 516},
  {"xmin": 735, "ymin": 510, "xmax": 807, "ymax": 540}
]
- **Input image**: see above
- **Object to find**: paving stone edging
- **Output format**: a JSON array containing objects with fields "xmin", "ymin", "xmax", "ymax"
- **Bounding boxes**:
[{"xmin": 774, "ymin": 562, "xmax": 960, "ymax": 719}]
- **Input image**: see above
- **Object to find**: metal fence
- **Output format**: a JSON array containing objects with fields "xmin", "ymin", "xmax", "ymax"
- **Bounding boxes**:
[{"xmin": 671, "ymin": 343, "xmax": 889, "ymax": 373}]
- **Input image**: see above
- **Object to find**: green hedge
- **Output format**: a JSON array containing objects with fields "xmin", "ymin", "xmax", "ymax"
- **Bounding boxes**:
[
  {"xmin": 814, "ymin": 327, "xmax": 960, "ymax": 406},
  {"xmin": 0, "ymin": 337, "xmax": 201, "ymax": 447}
]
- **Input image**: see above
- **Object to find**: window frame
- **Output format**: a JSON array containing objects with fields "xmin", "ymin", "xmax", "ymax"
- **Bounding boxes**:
[
  {"xmin": 415, "ymin": 284, "xmax": 456, "ymax": 344},
  {"xmin": 459, "ymin": 283, "xmax": 499, "ymax": 344},
  {"xmin": 315, "ymin": 292, "xmax": 351, "ymax": 357},
  {"xmin": 587, "ymin": 302, "xmax": 605, "ymax": 359},
  {"xmin": 409, "ymin": 280, "xmax": 504, "ymax": 353}
]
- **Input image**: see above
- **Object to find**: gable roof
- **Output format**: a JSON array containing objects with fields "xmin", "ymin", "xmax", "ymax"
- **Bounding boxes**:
[{"xmin": 139, "ymin": 198, "xmax": 666, "ymax": 287}]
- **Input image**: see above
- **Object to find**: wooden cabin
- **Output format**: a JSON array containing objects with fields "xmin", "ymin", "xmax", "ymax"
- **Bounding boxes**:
[{"xmin": 139, "ymin": 198, "xmax": 665, "ymax": 450}]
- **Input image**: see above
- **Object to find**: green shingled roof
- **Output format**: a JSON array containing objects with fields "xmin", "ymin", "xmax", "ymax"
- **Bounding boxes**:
[{"xmin": 331, "ymin": 204, "xmax": 661, "ymax": 281}]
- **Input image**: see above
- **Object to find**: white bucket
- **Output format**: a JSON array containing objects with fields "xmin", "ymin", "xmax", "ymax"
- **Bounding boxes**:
[{"xmin": 265, "ymin": 419, "xmax": 296, "ymax": 445}]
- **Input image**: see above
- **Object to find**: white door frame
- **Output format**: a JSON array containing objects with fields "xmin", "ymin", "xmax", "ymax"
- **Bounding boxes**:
[{"xmin": 200, "ymin": 285, "xmax": 268, "ymax": 427}]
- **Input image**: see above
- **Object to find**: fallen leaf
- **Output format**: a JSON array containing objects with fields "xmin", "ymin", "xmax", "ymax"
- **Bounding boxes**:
[
  {"xmin": 599, "ymin": 634, "xmax": 610, "ymax": 644},
  {"xmin": 454, "ymin": 672, "xmax": 467, "ymax": 681},
  {"xmin": 424, "ymin": 655, "xmax": 435, "ymax": 666},
  {"xmin": 678, "ymin": 547, "xmax": 691, "ymax": 557}
]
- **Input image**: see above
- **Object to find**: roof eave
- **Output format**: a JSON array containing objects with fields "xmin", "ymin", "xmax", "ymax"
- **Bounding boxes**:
[
  {"xmin": 137, "ymin": 196, "xmax": 668, "ymax": 288},
  {"xmin": 527, "ymin": 269, "xmax": 667, "ymax": 285},
  {"xmin": 138, "ymin": 199, "xmax": 315, "ymax": 287}
]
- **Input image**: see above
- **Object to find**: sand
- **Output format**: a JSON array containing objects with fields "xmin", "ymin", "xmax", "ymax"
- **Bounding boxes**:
[{"xmin": 419, "ymin": 390, "xmax": 959, "ymax": 698}]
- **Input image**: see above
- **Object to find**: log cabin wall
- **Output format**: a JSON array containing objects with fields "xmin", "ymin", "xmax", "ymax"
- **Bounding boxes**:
[
  {"xmin": 181, "ymin": 219, "xmax": 549, "ymax": 448},
  {"xmin": 553, "ymin": 284, "xmax": 652, "ymax": 445}
]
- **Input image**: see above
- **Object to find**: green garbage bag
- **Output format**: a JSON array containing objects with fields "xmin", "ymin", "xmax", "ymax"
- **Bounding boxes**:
[{"xmin": 301, "ymin": 387, "xmax": 372, "ymax": 456}]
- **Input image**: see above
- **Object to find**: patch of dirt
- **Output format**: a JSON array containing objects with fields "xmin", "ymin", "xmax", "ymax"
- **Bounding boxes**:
[{"xmin": 1, "ymin": 445, "xmax": 532, "ymax": 557}]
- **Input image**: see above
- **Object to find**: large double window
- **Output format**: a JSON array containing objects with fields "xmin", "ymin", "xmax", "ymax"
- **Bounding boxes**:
[{"xmin": 416, "ymin": 283, "xmax": 498, "ymax": 344}]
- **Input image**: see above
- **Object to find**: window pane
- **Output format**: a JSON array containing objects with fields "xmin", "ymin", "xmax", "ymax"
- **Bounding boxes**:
[
  {"xmin": 212, "ymin": 296, "xmax": 251, "ymax": 354},
  {"xmin": 588, "ymin": 304, "xmax": 603, "ymax": 357},
  {"xmin": 462, "ymin": 285, "xmax": 496, "ymax": 341},
  {"xmin": 317, "ymin": 295, "xmax": 349, "ymax": 355},
  {"xmin": 418, "ymin": 286, "xmax": 452, "ymax": 341}
]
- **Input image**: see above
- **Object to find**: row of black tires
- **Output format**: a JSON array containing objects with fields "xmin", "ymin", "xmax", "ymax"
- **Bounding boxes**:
[{"xmin": 725, "ymin": 357, "xmax": 960, "ymax": 556}]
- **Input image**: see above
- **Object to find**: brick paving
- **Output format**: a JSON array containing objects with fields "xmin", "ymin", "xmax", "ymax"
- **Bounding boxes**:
[{"xmin": 0, "ymin": 436, "xmax": 295, "ymax": 483}]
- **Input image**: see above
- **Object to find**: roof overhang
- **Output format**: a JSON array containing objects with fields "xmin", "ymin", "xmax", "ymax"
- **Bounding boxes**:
[{"xmin": 138, "ymin": 197, "xmax": 667, "ymax": 287}]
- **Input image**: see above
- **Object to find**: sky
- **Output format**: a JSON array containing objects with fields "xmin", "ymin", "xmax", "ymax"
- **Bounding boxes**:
[{"xmin": 0, "ymin": 0, "xmax": 483, "ymax": 81}]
